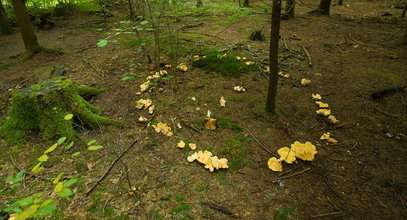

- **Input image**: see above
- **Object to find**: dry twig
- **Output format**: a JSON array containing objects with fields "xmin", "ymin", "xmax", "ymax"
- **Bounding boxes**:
[
  {"xmin": 247, "ymin": 129, "xmax": 278, "ymax": 157},
  {"xmin": 278, "ymin": 168, "xmax": 311, "ymax": 180},
  {"xmin": 86, "ymin": 141, "xmax": 137, "ymax": 196},
  {"xmin": 308, "ymin": 211, "xmax": 344, "ymax": 219}
]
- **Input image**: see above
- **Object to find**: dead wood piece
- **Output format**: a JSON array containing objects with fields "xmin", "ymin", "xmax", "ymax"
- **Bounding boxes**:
[
  {"xmin": 249, "ymin": 30, "xmax": 264, "ymax": 41},
  {"xmin": 308, "ymin": 211, "xmax": 344, "ymax": 219},
  {"xmin": 86, "ymin": 141, "xmax": 137, "ymax": 196},
  {"xmin": 202, "ymin": 202, "xmax": 239, "ymax": 218},
  {"xmin": 278, "ymin": 168, "xmax": 311, "ymax": 180},
  {"xmin": 247, "ymin": 129, "xmax": 278, "ymax": 157},
  {"xmin": 348, "ymin": 33, "xmax": 365, "ymax": 45},
  {"xmin": 300, "ymin": 45, "xmax": 312, "ymax": 67},
  {"xmin": 181, "ymin": 120, "xmax": 201, "ymax": 133}
]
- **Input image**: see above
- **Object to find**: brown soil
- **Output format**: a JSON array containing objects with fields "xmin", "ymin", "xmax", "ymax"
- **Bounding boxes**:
[{"xmin": 1, "ymin": 0, "xmax": 406, "ymax": 219}]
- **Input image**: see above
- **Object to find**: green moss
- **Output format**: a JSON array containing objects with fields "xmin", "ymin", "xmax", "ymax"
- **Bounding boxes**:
[
  {"xmin": 221, "ymin": 134, "xmax": 249, "ymax": 170},
  {"xmin": 0, "ymin": 77, "xmax": 119, "ymax": 145},
  {"xmin": 191, "ymin": 51, "xmax": 256, "ymax": 77}
]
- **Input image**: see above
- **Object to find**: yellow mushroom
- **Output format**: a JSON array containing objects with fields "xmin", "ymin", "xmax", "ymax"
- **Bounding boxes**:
[
  {"xmin": 267, "ymin": 157, "xmax": 282, "ymax": 172},
  {"xmin": 291, "ymin": 141, "xmax": 317, "ymax": 161},
  {"xmin": 277, "ymin": 147, "xmax": 296, "ymax": 164}
]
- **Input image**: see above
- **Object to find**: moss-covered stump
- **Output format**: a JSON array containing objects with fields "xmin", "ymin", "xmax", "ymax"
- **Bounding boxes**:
[{"xmin": 0, "ymin": 77, "xmax": 119, "ymax": 144}]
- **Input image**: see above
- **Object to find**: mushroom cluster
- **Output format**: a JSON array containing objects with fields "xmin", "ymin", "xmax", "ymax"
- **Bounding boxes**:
[{"xmin": 188, "ymin": 150, "xmax": 229, "ymax": 172}]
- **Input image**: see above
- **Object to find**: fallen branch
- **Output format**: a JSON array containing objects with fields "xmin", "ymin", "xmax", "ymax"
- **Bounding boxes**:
[
  {"xmin": 348, "ymin": 33, "xmax": 365, "ymax": 45},
  {"xmin": 86, "ymin": 141, "xmax": 137, "ymax": 196},
  {"xmin": 202, "ymin": 202, "xmax": 239, "ymax": 218},
  {"xmin": 84, "ymin": 59, "xmax": 103, "ymax": 76},
  {"xmin": 182, "ymin": 120, "xmax": 201, "ymax": 133},
  {"xmin": 300, "ymin": 45, "xmax": 312, "ymax": 67},
  {"xmin": 247, "ymin": 129, "xmax": 278, "ymax": 157},
  {"xmin": 308, "ymin": 211, "xmax": 344, "ymax": 219},
  {"xmin": 277, "ymin": 167, "xmax": 311, "ymax": 180}
]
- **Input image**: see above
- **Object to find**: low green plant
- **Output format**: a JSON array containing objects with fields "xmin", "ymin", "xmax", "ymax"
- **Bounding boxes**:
[
  {"xmin": 191, "ymin": 51, "xmax": 256, "ymax": 77},
  {"xmin": 274, "ymin": 206, "xmax": 294, "ymax": 220}
]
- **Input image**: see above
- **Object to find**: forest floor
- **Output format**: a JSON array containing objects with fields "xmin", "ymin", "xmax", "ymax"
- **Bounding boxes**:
[{"xmin": 0, "ymin": 0, "xmax": 406, "ymax": 219}]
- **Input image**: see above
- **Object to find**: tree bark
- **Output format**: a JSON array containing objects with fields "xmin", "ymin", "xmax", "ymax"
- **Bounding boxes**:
[
  {"xmin": 338, "ymin": 0, "xmax": 343, "ymax": 6},
  {"xmin": 319, "ymin": 0, "xmax": 332, "ymax": 15},
  {"xmin": 196, "ymin": 0, "xmax": 202, "ymax": 8},
  {"xmin": 0, "ymin": 0, "xmax": 12, "ymax": 34},
  {"xmin": 11, "ymin": 0, "xmax": 42, "ymax": 57},
  {"xmin": 243, "ymin": 0, "xmax": 249, "ymax": 7},
  {"xmin": 402, "ymin": 2, "xmax": 407, "ymax": 18},
  {"xmin": 265, "ymin": 0, "xmax": 281, "ymax": 114},
  {"xmin": 285, "ymin": 0, "xmax": 295, "ymax": 18}
]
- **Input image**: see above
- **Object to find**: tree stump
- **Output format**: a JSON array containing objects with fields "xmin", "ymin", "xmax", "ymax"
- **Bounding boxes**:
[{"xmin": 0, "ymin": 77, "xmax": 119, "ymax": 144}]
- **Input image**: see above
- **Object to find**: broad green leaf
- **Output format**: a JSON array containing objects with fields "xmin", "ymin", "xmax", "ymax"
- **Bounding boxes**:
[
  {"xmin": 31, "ymin": 162, "xmax": 43, "ymax": 173},
  {"xmin": 145, "ymin": 28, "xmax": 155, "ymax": 31},
  {"xmin": 52, "ymin": 172, "xmax": 64, "ymax": 184},
  {"xmin": 38, "ymin": 155, "xmax": 48, "ymax": 162},
  {"xmin": 39, "ymin": 199, "xmax": 53, "ymax": 207},
  {"xmin": 15, "ymin": 170, "xmax": 25, "ymax": 182},
  {"xmin": 58, "ymin": 188, "xmax": 73, "ymax": 197},
  {"xmin": 87, "ymin": 139, "xmax": 97, "ymax": 146},
  {"xmin": 136, "ymin": 27, "xmax": 144, "ymax": 31},
  {"xmin": 97, "ymin": 39, "xmax": 108, "ymax": 47},
  {"xmin": 121, "ymin": 76, "xmax": 135, "ymax": 81},
  {"xmin": 44, "ymin": 143, "xmax": 57, "ymax": 154},
  {"xmin": 16, "ymin": 204, "xmax": 40, "ymax": 220},
  {"xmin": 57, "ymin": 137, "xmax": 67, "ymax": 145},
  {"xmin": 71, "ymin": 152, "xmax": 81, "ymax": 157},
  {"xmin": 64, "ymin": 141, "xmax": 74, "ymax": 150},
  {"xmin": 7, "ymin": 176, "xmax": 15, "ymax": 183},
  {"xmin": 64, "ymin": 178, "xmax": 78, "ymax": 187},
  {"xmin": 3, "ymin": 206, "xmax": 22, "ymax": 214},
  {"xmin": 13, "ymin": 197, "xmax": 34, "ymax": 208},
  {"xmin": 162, "ymin": 77, "xmax": 170, "ymax": 80},
  {"xmin": 88, "ymin": 145, "xmax": 104, "ymax": 151},
  {"xmin": 140, "ymin": 42, "xmax": 146, "ymax": 46},
  {"xmin": 123, "ymin": 32, "xmax": 136, "ymax": 34},
  {"xmin": 147, "ymin": 82, "xmax": 154, "ymax": 86},
  {"xmin": 64, "ymin": 114, "xmax": 73, "ymax": 120},
  {"xmin": 36, "ymin": 203, "xmax": 56, "ymax": 216},
  {"xmin": 53, "ymin": 182, "xmax": 63, "ymax": 193},
  {"xmin": 140, "ymin": 20, "xmax": 149, "ymax": 25},
  {"xmin": 33, "ymin": 167, "xmax": 44, "ymax": 173},
  {"xmin": 112, "ymin": 28, "xmax": 124, "ymax": 32}
]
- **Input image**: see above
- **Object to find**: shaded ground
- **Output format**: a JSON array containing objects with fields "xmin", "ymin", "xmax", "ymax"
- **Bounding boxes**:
[{"xmin": 0, "ymin": 0, "xmax": 406, "ymax": 219}]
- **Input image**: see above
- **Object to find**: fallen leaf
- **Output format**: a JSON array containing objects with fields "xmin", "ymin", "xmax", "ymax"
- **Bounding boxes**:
[
  {"xmin": 219, "ymin": 97, "xmax": 226, "ymax": 107},
  {"xmin": 64, "ymin": 114, "xmax": 73, "ymax": 120},
  {"xmin": 267, "ymin": 157, "xmax": 282, "ymax": 172},
  {"xmin": 87, "ymin": 162, "xmax": 94, "ymax": 171}
]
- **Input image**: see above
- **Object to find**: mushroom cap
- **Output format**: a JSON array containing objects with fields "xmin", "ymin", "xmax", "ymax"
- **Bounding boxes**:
[
  {"xmin": 312, "ymin": 93, "xmax": 322, "ymax": 100},
  {"xmin": 316, "ymin": 109, "xmax": 331, "ymax": 116},
  {"xmin": 278, "ymin": 147, "xmax": 296, "ymax": 164},
  {"xmin": 268, "ymin": 157, "xmax": 282, "ymax": 172},
  {"xmin": 315, "ymin": 101, "xmax": 329, "ymax": 108},
  {"xmin": 177, "ymin": 140, "xmax": 186, "ymax": 148},
  {"xmin": 291, "ymin": 141, "xmax": 317, "ymax": 161}
]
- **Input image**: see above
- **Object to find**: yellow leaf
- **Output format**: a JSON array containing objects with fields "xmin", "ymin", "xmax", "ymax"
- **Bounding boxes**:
[
  {"xmin": 64, "ymin": 114, "xmax": 73, "ymax": 120},
  {"xmin": 38, "ymin": 154, "xmax": 49, "ymax": 162},
  {"xmin": 53, "ymin": 182, "xmax": 63, "ymax": 194},
  {"xmin": 31, "ymin": 162, "xmax": 43, "ymax": 173},
  {"xmin": 44, "ymin": 143, "xmax": 58, "ymax": 154}
]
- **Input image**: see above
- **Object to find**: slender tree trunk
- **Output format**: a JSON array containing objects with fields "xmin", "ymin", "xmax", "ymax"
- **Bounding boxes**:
[
  {"xmin": 128, "ymin": 0, "xmax": 134, "ymax": 20},
  {"xmin": 11, "ymin": 0, "xmax": 42, "ymax": 57},
  {"xmin": 402, "ymin": 2, "xmax": 407, "ymax": 18},
  {"xmin": 243, "ymin": 0, "xmax": 249, "ymax": 7},
  {"xmin": 196, "ymin": 0, "xmax": 202, "ymax": 8},
  {"xmin": 0, "ymin": 0, "xmax": 12, "ymax": 34},
  {"xmin": 338, "ymin": 0, "xmax": 343, "ymax": 6},
  {"xmin": 285, "ymin": 0, "xmax": 295, "ymax": 18},
  {"xmin": 319, "ymin": 0, "xmax": 332, "ymax": 15},
  {"xmin": 265, "ymin": 0, "xmax": 281, "ymax": 114}
]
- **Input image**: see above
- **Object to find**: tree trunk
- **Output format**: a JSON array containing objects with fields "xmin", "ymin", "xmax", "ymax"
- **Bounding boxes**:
[
  {"xmin": 0, "ymin": 0, "xmax": 12, "ymax": 34},
  {"xmin": 338, "ymin": 0, "xmax": 343, "ymax": 6},
  {"xmin": 128, "ymin": 0, "xmax": 134, "ymax": 20},
  {"xmin": 196, "ymin": 0, "xmax": 202, "ymax": 8},
  {"xmin": 11, "ymin": 0, "xmax": 42, "ymax": 57},
  {"xmin": 319, "ymin": 0, "xmax": 332, "ymax": 15},
  {"xmin": 243, "ymin": 0, "xmax": 249, "ymax": 7},
  {"xmin": 285, "ymin": 0, "xmax": 295, "ymax": 18},
  {"xmin": 402, "ymin": 2, "xmax": 407, "ymax": 18},
  {"xmin": 265, "ymin": 0, "xmax": 281, "ymax": 114}
]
